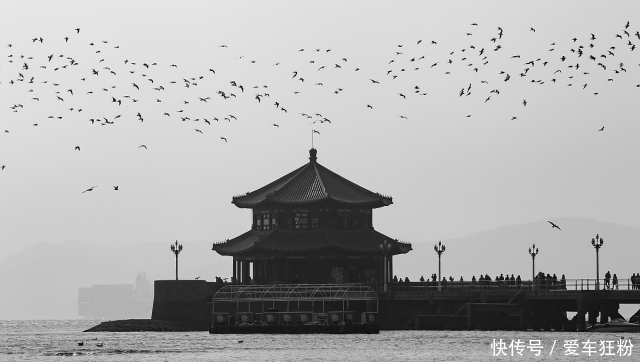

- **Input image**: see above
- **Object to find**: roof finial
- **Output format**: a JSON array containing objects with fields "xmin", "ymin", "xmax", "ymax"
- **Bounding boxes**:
[
  {"xmin": 309, "ymin": 148, "xmax": 317, "ymax": 162},
  {"xmin": 311, "ymin": 129, "xmax": 320, "ymax": 149}
]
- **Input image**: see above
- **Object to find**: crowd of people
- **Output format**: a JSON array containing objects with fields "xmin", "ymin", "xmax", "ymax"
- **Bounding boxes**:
[
  {"xmin": 386, "ymin": 272, "xmax": 568, "ymax": 290},
  {"xmin": 631, "ymin": 273, "xmax": 640, "ymax": 290},
  {"xmin": 603, "ymin": 271, "xmax": 640, "ymax": 290},
  {"xmin": 385, "ymin": 271, "xmax": 640, "ymax": 291}
]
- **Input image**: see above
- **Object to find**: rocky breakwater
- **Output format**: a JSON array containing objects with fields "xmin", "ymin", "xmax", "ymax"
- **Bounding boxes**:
[{"xmin": 84, "ymin": 319, "xmax": 207, "ymax": 332}]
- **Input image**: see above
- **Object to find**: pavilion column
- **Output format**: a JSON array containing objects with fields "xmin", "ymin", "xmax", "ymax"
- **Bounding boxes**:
[
  {"xmin": 243, "ymin": 261, "xmax": 251, "ymax": 284},
  {"xmin": 389, "ymin": 255, "xmax": 393, "ymax": 281},
  {"xmin": 284, "ymin": 259, "xmax": 288, "ymax": 283},
  {"xmin": 232, "ymin": 258, "xmax": 237, "ymax": 284},
  {"xmin": 264, "ymin": 259, "xmax": 268, "ymax": 283},
  {"xmin": 576, "ymin": 300, "xmax": 586, "ymax": 332}
]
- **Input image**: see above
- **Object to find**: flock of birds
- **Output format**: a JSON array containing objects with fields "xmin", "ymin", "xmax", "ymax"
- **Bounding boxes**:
[{"xmin": 2, "ymin": 22, "xmax": 639, "ymax": 193}]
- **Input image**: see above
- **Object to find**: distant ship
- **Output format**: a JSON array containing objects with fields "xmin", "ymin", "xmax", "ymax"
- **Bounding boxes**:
[{"xmin": 78, "ymin": 272, "xmax": 153, "ymax": 319}]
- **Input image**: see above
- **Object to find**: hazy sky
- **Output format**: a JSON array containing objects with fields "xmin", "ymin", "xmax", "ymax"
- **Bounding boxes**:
[{"xmin": 2, "ymin": 1, "xmax": 640, "ymax": 265}]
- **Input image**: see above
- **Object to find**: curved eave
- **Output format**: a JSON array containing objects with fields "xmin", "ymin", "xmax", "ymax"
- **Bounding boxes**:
[
  {"xmin": 232, "ymin": 195, "xmax": 393, "ymax": 209},
  {"xmin": 396, "ymin": 242, "xmax": 413, "ymax": 254},
  {"xmin": 212, "ymin": 228, "xmax": 411, "ymax": 256}
]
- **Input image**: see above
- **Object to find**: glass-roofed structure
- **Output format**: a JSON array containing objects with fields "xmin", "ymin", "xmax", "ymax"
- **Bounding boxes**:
[{"xmin": 213, "ymin": 283, "xmax": 379, "ymax": 314}]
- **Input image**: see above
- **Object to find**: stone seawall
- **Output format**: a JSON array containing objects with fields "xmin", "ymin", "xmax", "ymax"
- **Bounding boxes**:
[{"xmin": 151, "ymin": 280, "xmax": 218, "ymax": 329}]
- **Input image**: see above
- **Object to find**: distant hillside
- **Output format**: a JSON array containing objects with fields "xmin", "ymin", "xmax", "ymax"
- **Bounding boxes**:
[
  {"xmin": 0, "ymin": 240, "xmax": 230, "ymax": 320},
  {"xmin": 394, "ymin": 217, "xmax": 640, "ymax": 285},
  {"xmin": 1, "ymin": 217, "xmax": 638, "ymax": 319}
]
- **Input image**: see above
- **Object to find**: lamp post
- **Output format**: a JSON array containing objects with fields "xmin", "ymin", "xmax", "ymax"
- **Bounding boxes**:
[
  {"xmin": 170, "ymin": 240, "xmax": 183, "ymax": 280},
  {"xmin": 380, "ymin": 240, "xmax": 391, "ymax": 292},
  {"xmin": 434, "ymin": 241, "xmax": 446, "ymax": 291},
  {"xmin": 528, "ymin": 244, "xmax": 539, "ymax": 290},
  {"xmin": 591, "ymin": 234, "xmax": 604, "ymax": 290}
]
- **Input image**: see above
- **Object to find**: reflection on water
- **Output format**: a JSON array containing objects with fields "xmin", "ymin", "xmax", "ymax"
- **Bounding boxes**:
[{"xmin": 0, "ymin": 320, "xmax": 634, "ymax": 361}]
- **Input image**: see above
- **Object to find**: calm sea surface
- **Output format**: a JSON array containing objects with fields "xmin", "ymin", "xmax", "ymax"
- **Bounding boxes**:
[{"xmin": 0, "ymin": 320, "xmax": 635, "ymax": 361}]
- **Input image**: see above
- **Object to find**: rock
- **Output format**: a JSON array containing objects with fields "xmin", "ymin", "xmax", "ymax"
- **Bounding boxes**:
[{"xmin": 83, "ymin": 319, "xmax": 206, "ymax": 332}]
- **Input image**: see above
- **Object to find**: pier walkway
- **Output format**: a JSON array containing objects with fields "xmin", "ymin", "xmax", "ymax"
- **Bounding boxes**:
[{"xmin": 376, "ymin": 279, "xmax": 640, "ymax": 331}]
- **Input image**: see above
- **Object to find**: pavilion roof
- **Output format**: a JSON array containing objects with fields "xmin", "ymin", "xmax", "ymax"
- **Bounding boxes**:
[
  {"xmin": 212, "ymin": 228, "xmax": 412, "ymax": 256},
  {"xmin": 231, "ymin": 149, "xmax": 393, "ymax": 209}
]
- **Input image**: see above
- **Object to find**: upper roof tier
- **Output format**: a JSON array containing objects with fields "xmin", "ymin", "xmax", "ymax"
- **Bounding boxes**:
[{"xmin": 232, "ymin": 149, "xmax": 393, "ymax": 209}]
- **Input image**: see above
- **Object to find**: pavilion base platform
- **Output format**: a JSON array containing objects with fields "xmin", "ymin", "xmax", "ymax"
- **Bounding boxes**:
[{"xmin": 209, "ymin": 323, "xmax": 379, "ymax": 334}]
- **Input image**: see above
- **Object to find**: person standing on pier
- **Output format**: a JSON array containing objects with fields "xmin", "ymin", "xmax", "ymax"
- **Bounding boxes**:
[
  {"xmin": 604, "ymin": 271, "xmax": 611, "ymax": 290},
  {"xmin": 612, "ymin": 274, "xmax": 618, "ymax": 290}
]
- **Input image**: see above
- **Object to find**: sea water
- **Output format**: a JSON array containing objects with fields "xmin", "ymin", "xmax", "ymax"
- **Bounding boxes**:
[{"xmin": 0, "ymin": 320, "xmax": 635, "ymax": 361}]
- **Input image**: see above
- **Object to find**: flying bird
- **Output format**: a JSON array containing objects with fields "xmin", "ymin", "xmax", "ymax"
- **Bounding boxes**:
[
  {"xmin": 548, "ymin": 221, "xmax": 561, "ymax": 230},
  {"xmin": 82, "ymin": 186, "xmax": 97, "ymax": 193}
]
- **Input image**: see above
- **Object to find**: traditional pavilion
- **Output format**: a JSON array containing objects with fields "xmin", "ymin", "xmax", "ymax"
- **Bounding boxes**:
[{"xmin": 212, "ymin": 148, "xmax": 412, "ymax": 285}]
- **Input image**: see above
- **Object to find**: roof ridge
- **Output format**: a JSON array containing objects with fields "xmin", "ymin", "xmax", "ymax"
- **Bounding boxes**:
[
  {"xmin": 315, "ymin": 162, "xmax": 390, "ymax": 199},
  {"xmin": 269, "ymin": 162, "xmax": 313, "ymax": 199},
  {"xmin": 311, "ymin": 162, "xmax": 328, "ymax": 197}
]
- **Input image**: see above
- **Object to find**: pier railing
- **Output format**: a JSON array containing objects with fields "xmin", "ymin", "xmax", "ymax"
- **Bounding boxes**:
[{"xmin": 382, "ymin": 278, "xmax": 640, "ymax": 292}]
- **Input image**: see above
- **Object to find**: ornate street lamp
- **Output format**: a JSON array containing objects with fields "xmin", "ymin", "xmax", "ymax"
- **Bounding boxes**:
[
  {"xmin": 591, "ymin": 234, "xmax": 604, "ymax": 290},
  {"xmin": 434, "ymin": 241, "xmax": 446, "ymax": 291},
  {"xmin": 170, "ymin": 240, "xmax": 183, "ymax": 280},
  {"xmin": 528, "ymin": 244, "xmax": 539, "ymax": 290},
  {"xmin": 380, "ymin": 240, "xmax": 391, "ymax": 292}
]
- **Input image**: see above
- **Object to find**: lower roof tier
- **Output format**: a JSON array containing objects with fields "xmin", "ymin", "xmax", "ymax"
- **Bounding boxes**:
[{"xmin": 212, "ymin": 228, "xmax": 412, "ymax": 256}]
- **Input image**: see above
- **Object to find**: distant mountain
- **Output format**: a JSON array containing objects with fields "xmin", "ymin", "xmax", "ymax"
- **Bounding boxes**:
[
  {"xmin": 0, "ymin": 240, "xmax": 230, "ymax": 320},
  {"xmin": 1, "ymin": 217, "xmax": 638, "ymax": 319},
  {"xmin": 394, "ymin": 217, "xmax": 640, "ymax": 286}
]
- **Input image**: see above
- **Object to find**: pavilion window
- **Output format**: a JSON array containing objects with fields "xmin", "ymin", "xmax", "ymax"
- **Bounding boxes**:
[
  {"xmin": 254, "ymin": 212, "xmax": 277, "ymax": 230},
  {"xmin": 311, "ymin": 213, "xmax": 320, "ymax": 229},
  {"xmin": 364, "ymin": 213, "xmax": 372, "ymax": 229},
  {"xmin": 281, "ymin": 213, "xmax": 293, "ymax": 229},
  {"xmin": 352, "ymin": 213, "xmax": 360, "ymax": 229},
  {"xmin": 294, "ymin": 212, "xmax": 308, "ymax": 229},
  {"xmin": 337, "ymin": 212, "xmax": 351, "ymax": 229},
  {"xmin": 254, "ymin": 214, "xmax": 262, "ymax": 230},
  {"xmin": 326, "ymin": 214, "xmax": 336, "ymax": 229}
]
